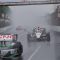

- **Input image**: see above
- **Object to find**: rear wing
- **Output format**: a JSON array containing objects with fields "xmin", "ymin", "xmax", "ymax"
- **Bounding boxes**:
[{"xmin": 0, "ymin": 34, "xmax": 18, "ymax": 41}]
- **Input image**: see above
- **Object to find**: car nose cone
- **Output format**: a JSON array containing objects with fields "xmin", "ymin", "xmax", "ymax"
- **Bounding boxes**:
[{"xmin": 36, "ymin": 32, "xmax": 41, "ymax": 38}]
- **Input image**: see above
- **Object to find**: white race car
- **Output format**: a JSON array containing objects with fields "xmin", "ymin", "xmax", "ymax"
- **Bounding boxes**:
[{"xmin": 27, "ymin": 27, "xmax": 50, "ymax": 41}]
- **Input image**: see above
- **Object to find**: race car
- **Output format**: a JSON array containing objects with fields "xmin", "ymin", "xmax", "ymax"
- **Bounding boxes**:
[
  {"xmin": 0, "ymin": 34, "xmax": 23, "ymax": 59},
  {"xmin": 27, "ymin": 27, "xmax": 50, "ymax": 41}
]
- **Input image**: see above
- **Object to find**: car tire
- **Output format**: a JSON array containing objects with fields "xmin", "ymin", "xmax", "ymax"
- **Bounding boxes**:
[
  {"xmin": 17, "ymin": 45, "xmax": 23, "ymax": 56},
  {"xmin": 46, "ymin": 33, "xmax": 50, "ymax": 41},
  {"xmin": 13, "ymin": 42, "xmax": 23, "ymax": 56}
]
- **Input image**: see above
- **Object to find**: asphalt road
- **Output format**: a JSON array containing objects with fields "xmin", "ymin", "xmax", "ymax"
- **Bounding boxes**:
[
  {"xmin": 2, "ymin": 27, "xmax": 56, "ymax": 60},
  {"xmin": 20, "ymin": 31, "xmax": 55, "ymax": 60}
]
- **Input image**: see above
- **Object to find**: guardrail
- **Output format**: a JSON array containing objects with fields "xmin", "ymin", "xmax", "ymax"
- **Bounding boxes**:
[{"xmin": 0, "ymin": 1, "xmax": 60, "ymax": 6}]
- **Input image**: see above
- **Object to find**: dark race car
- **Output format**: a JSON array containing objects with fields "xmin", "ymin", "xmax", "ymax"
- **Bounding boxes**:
[
  {"xmin": 0, "ymin": 34, "xmax": 23, "ymax": 59},
  {"xmin": 27, "ymin": 27, "xmax": 50, "ymax": 41}
]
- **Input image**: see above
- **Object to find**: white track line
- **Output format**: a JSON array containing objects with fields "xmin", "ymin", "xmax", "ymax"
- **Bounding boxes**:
[{"xmin": 28, "ymin": 46, "xmax": 41, "ymax": 60}]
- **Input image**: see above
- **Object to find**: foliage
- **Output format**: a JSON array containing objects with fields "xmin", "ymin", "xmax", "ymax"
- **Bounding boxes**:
[{"xmin": 0, "ymin": 6, "xmax": 11, "ymax": 14}]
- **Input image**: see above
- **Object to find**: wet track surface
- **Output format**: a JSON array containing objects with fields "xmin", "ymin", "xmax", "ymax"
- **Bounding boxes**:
[
  {"xmin": 1, "ymin": 28, "xmax": 56, "ymax": 60},
  {"xmin": 21, "ymin": 31, "xmax": 55, "ymax": 60}
]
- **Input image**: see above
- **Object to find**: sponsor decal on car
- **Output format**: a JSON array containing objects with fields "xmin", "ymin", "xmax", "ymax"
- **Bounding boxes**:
[{"xmin": 0, "ymin": 35, "xmax": 16, "ymax": 41}]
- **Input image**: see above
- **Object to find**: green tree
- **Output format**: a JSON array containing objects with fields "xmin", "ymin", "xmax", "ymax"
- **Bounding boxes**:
[{"xmin": 0, "ymin": 6, "xmax": 11, "ymax": 19}]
